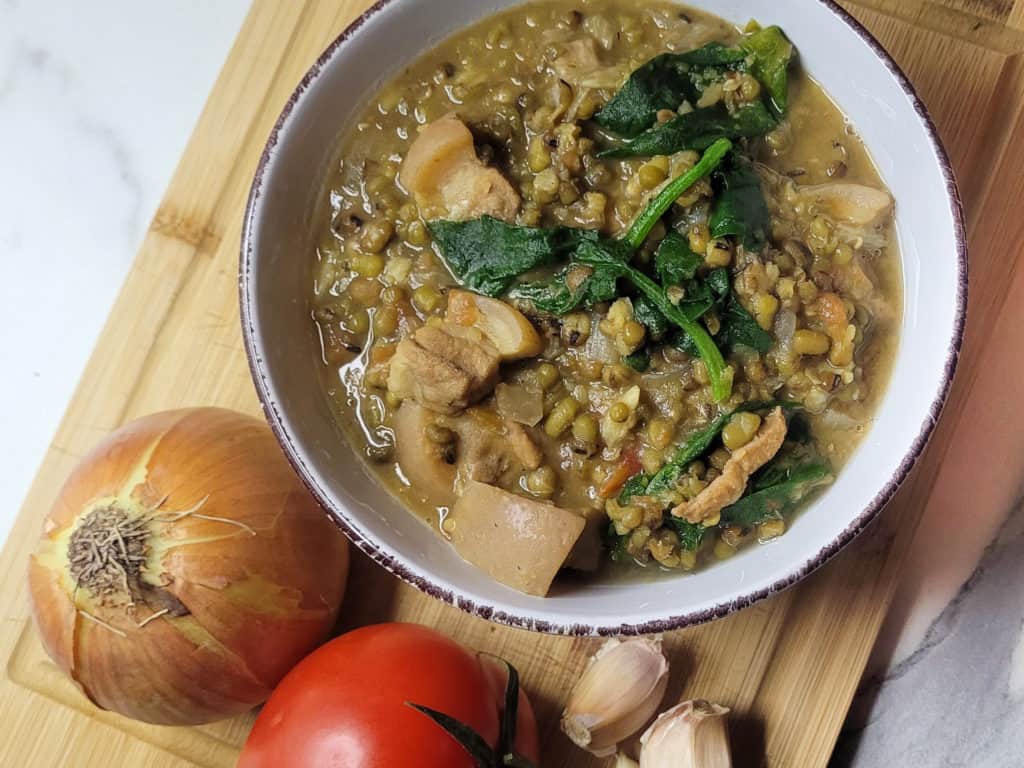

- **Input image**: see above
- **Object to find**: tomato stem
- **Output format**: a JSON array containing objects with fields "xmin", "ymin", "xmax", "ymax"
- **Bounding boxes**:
[
  {"xmin": 407, "ymin": 656, "xmax": 537, "ymax": 768},
  {"xmin": 493, "ymin": 656, "xmax": 519, "ymax": 758},
  {"xmin": 503, "ymin": 756, "xmax": 536, "ymax": 768},
  {"xmin": 407, "ymin": 703, "xmax": 500, "ymax": 767}
]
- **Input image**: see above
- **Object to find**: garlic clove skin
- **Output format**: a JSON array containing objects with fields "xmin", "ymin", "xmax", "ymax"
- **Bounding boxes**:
[
  {"xmin": 560, "ymin": 636, "xmax": 669, "ymax": 757},
  {"xmin": 614, "ymin": 753, "xmax": 641, "ymax": 768},
  {"xmin": 639, "ymin": 700, "xmax": 732, "ymax": 768}
]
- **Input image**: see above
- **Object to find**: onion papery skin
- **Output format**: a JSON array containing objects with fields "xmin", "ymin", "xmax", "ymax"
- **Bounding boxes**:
[{"xmin": 28, "ymin": 408, "xmax": 349, "ymax": 725}]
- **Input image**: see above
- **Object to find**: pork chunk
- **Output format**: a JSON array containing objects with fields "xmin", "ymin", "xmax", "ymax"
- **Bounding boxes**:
[
  {"xmin": 672, "ymin": 407, "xmax": 788, "ymax": 524},
  {"xmin": 449, "ymin": 480, "xmax": 585, "ymax": 596},
  {"xmin": 798, "ymin": 182, "xmax": 892, "ymax": 227},
  {"xmin": 387, "ymin": 324, "xmax": 500, "ymax": 414},
  {"xmin": 553, "ymin": 39, "xmax": 602, "ymax": 83},
  {"xmin": 400, "ymin": 113, "xmax": 519, "ymax": 222},
  {"xmin": 833, "ymin": 255, "xmax": 875, "ymax": 301},
  {"xmin": 552, "ymin": 38, "xmax": 622, "ymax": 89},
  {"xmin": 392, "ymin": 402, "xmax": 457, "ymax": 507},
  {"xmin": 505, "ymin": 421, "xmax": 544, "ymax": 471},
  {"xmin": 456, "ymin": 410, "xmax": 519, "ymax": 486}
]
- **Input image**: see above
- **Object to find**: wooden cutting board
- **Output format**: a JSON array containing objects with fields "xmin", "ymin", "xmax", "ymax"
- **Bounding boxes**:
[{"xmin": 2, "ymin": 1, "xmax": 1022, "ymax": 765}]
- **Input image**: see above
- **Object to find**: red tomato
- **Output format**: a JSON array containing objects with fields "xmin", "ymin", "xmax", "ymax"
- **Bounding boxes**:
[
  {"xmin": 239, "ymin": 623, "xmax": 539, "ymax": 768},
  {"xmin": 599, "ymin": 444, "xmax": 643, "ymax": 498}
]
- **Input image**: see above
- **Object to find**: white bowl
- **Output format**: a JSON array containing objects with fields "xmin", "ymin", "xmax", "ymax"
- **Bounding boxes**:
[{"xmin": 241, "ymin": 0, "xmax": 966, "ymax": 634}]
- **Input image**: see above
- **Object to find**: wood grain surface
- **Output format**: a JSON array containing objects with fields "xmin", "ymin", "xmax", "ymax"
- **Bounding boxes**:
[{"xmin": 2, "ymin": 1, "xmax": 1021, "ymax": 765}]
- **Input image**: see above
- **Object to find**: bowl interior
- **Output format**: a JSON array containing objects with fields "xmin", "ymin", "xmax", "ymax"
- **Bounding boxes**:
[{"xmin": 242, "ymin": 0, "xmax": 964, "ymax": 633}]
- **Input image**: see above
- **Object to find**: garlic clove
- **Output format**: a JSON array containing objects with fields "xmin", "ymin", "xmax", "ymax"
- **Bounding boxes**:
[
  {"xmin": 639, "ymin": 699, "xmax": 732, "ymax": 768},
  {"xmin": 614, "ymin": 753, "xmax": 641, "ymax": 768},
  {"xmin": 560, "ymin": 636, "xmax": 669, "ymax": 757}
]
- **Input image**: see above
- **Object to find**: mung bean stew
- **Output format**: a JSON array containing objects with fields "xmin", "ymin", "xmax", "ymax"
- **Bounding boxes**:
[{"xmin": 311, "ymin": 0, "xmax": 900, "ymax": 596}]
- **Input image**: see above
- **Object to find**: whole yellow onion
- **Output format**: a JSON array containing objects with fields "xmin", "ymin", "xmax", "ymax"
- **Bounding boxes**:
[{"xmin": 28, "ymin": 408, "xmax": 349, "ymax": 725}]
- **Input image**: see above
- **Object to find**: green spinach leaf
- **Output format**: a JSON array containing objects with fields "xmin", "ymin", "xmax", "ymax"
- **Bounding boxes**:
[
  {"xmin": 636, "ymin": 262, "xmax": 741, "ymax": 372},
  {"xmin": 645, "ymin": 400, "xmax": 789, "ymax": 496},
  {"xmin": 663, "ymin": 267, "xmax": 730, "ymax": 353},
  {"xmin": 616, "ymin": 474, "xmax": 707, "ymax": 552},
  {"xmin": 616, "ymin": 400, "xmax": 795, "ymax": 553},
  {"xmin": 607, "ymin": 523, "xmax": 633, "ymax": 562},
  {"xmin": 624, "ymin": 138, "xmax": 732, "ymax": 247},
  {"xmin": 595, "ymin": 44, "xmax": 749, "ymax": 137},
  {"xmin": 710, "ymin": 155, "xmax": 771, "ymax": 252},
  {"xmin": 634, "ymin": 295, "xmax": 670, "ymax": 339},
  {"xmin": 742, "ymin": 26, "xmax": 794, "ymax": 116},
  {"xmin": 427, "ymin": 217, "xmax": 587, "ymax": 296},
  {"xmin": 600, "ymin": 102, "xmax": 777, "ymax": 159},
  {"xmin": 618, "ymin": 473, "xmax": 653, "ymax": 504},
  {"xmin": 784, "ymin": 410, "xmax": 814, "ymax": 445},
  {"xmin": 509, "ymin": 259, "xmax": 620, "ymax": 315},
  {"xmin": 622, "ymin": 349, "xmax": 651, "ymax": 372},
  {"xmin": 716, "ymin": 294, "xmax": 773, "ymax": 353},
  {"xmin": 665, "ymin": 517, "xmax": 708, "ymax": 551},
  {"xmin": 639, "ymin": 230, "xmax": 710, "ymax": 344},
  {"xmin": 721, "ymin": 458, "xmax": 832, "ymax": 527},
  {"xmin": 654, "ymin": 231, "xmax": 702, "ymax": 285},
  {"xmin": 573, "ymin": 239, "xmax": 732, "ymax": 401},
  {"xmin": 684, "ymin": 41, "xmax": 752, "ymax": 67},
  {"xmin": 673, "ymin": 281, "xmax": 772, "ymax": 356},
  {"xmin": 596, "ymin": 28, "xmax": 793, "ymax": 139},
  {"xmin": 680, "ymin": 267, "xmax": 729, "ymax": 322},
  {"xmin": 645, "ymin": 412, "xmax": 732, "ymax": 496},
  {"xmin": 432, "ymin": 142, "xmax": 737, "ymax": 400}
]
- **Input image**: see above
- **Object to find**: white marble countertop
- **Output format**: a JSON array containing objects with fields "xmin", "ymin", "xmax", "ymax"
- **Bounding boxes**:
[
  {"xmin": 3, "ymin": 2, "xmax": 1022, "ymax": 766},
  {"xmin": 0, "ymin": 0, "xmax": 251, "ymax": 546}
]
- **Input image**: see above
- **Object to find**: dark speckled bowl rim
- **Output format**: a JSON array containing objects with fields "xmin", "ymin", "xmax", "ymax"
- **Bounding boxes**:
[{"xmin": 240, "ymin": 0, "xmax": 968, "ymax": 636}]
